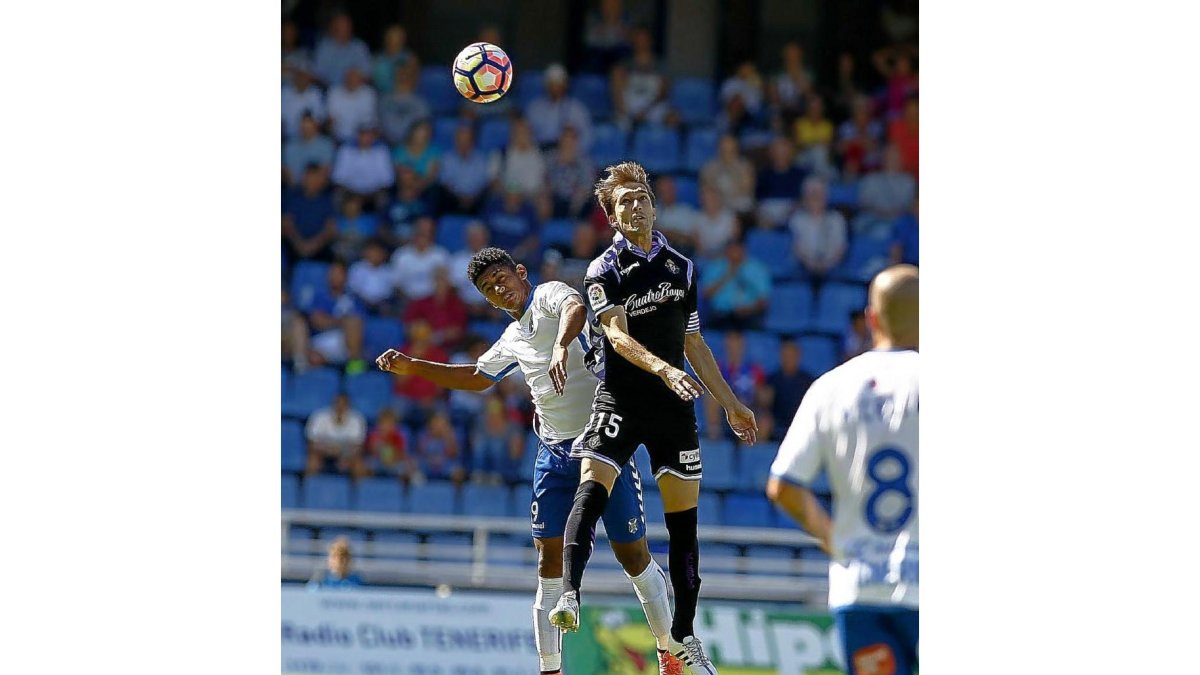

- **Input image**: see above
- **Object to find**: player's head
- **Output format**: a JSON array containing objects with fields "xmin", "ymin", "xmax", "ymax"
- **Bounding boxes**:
[
  {"xmin": 866, "ymin": 264, "xmax": 919, "ymax": 350},
  {"xmin": 327, "ymin": 536, "xmax": 353, "ymax": 577},
  {"xmin": 467, "ymin": 246, "xmax": 531, "ymax": 314},
  {"xmin": 594, "ymin": 161, "xmax": 656, "ymax": 236}
]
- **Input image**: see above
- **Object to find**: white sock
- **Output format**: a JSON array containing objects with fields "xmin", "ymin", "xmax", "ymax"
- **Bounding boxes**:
[
  {"xmin": 627, "ymin": 559, "xmax": 673, "ymax": 650},
  {"xmin": 532, "ymin": 576, "xmax": 564, "ymax": 672}
]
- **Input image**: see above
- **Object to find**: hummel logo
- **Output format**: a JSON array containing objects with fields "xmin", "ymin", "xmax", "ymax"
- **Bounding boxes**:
[{"xmin": 620, "ymin": 262, "xmax": 640, "ymax": 275}]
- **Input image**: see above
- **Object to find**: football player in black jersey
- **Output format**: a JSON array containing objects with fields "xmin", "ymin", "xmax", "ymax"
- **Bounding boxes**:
[{"xmin": 550, "ymin": 161, "xmax": 757, "ymax": 674}]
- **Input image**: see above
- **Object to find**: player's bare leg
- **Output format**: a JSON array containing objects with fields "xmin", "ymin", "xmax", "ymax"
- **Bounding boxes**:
[
  {"xmin": 550, "ymin": 458, "xmax": 618, "ymax": 632},
  {"xmin": 533, "ymin": 537, "xmax": 565, "ymax": 674},
  {"xmin": 659, "ymin": 474, "xmax": 717, "ymax": 674},
  {"xmin": 611, "ymin": 539, "xmax": 683, "ymax": 675}
]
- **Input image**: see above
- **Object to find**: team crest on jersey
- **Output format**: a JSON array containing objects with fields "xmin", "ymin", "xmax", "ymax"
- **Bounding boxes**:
[
  {"xmin": 628, "ymin": 517, "xmax": 639, "ymax": 533},
  {"xmin": 665, "ymin": 259, "xmax": 679, "ymax": 275},
  {"xmin": 587, "ymin": 433, "xmax": 602, "ymax": 449},
  {"xmin": 587, "ymin": 283, "xmax": 608, "ymax": 310}
]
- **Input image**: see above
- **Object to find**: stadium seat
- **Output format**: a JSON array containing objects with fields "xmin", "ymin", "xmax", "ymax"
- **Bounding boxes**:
[
  {"xmin": 699, "ymin": 439, "xmax": 737, "ymax": 491},
  {"xmin": 745, "ymin": 229, "xmax": 798, "ymax": 280},
  {"xmin": 673, "ymin": 175, "xmax": 700, "ymax": 207},
  {"xmin": 671, "ymin": 78, "xmax": 717, "ymax": 127},
  {"xmin": 468, "ymin": 319, "xmax": 509, "ymax": 344},
  {"xmin": 281, "ymin": 367, "xmax": 290, "ymax": 394},
  {"xmin": 289, "ymin": 261, "xmax": 330, "ymax": 308},
  {"xmin": 419, "ymin": 66, "xmax": 463, "ymax": 115},
  {"xmin": 364, "ymin": 317, "xmax": 403, "ymax": 359},
  {"xmin": 569, "ymin": 74, "xmax": 612, "ymax": 118},
  {"xmin": 344, "ymin": 371, "xmax": 393, "ymax": 420},
  {"xmin": 372, "ymin": 531, "xmax": 421, "ymax": 545},
  {"xmin": 281, "ymin": 420, "xmax": 307, "ymax": 474},
  {"xmin": 697, "ymin": 491, "xmax": 721, "ymax": 526},
  {"xmin": 478, "ymin": 117, "xmax": 512, "ymax": 153},
  {"xmin": 302, "ymin": 474, "xmax": 352, "ymax": 511},
  {"xmin": 798, "ymin": 335, "xmax": 839, "ymax": 376},
  {"xmin": 514, "ymin": 68, "xmax": 546, "ymax": 106},
  {"xmin": 541, "ymin": 218, "xmax": 576, "ymax": 249},
  {"xmin": 589, "ymin": 123, "xmax": 628, "ymax": 167},
  {"xmin": 737, "ymin": 442, "xmax": 780, "ymax": 493},
  {"xmin": 683, "ymin": 127, "xmax": 720, "ymax": 174},
  {"xmin": 353, "ymin": 478, "xmax": 404, "ymax": 513},
  {"xmin": 632, "ymin": 125, "xmax": 681, "ymax": 174},
  {"xmin": 319, "ymin": 527, "xmax": 368, "ymax": 543},
  {"xmin": 743, "ymin": 331, "xmax": 782, "ymax": 373},
  {"xmin": 831, "ymin": 235, "xmax": 892, "ymax": 284},
  {"xmin": 407, "ymin": 482, "xmax": 459, "ymax": 515},
  {"xmin": 432, "ymin": 116, "xmax": 462, "ymax": 150},
  {"xmin": 827, "ymin": 181, "xmax": 859, "ymax": 208},
  {"xmin": 437, "ymin": 214, "xmax": 475, "ymax": 252},
  {"xmin": 641, "ymin": 490, "xmax": 664, "ymax": 526},
  {"xmin": 722, "ymin": 493, "xmax": 776, "ymax": 528},
  {"xmin": 282, "ymin": 474, "xmax": 299, "ymax": 509},
  {"xmin": 763, "ymin": 282, "xmax": 815, "ymax": 335},
  {"xmin": 811, "ymin": 282, "xmax": 868, "ymax": 334},
  {"xmin": 282, "ymin": 367, "xmax": 342, "ymax": 418},
  {"xmin": 516, "ymin": 433, "xmax": 539, "ymax": 485},
  {"xmin": 461, "ymin": 483, "xmax": 514, "ymax": 518},
  {"xmin": 738, "ymin": 129, "xmax": 775, "ymax": 150}
]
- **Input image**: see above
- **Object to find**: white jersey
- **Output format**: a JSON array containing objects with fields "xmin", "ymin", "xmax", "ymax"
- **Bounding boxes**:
[
  {"xmin": 475, "ymin": 282, "xmax": 594, "ymax": 441},
  {"xmin": 771, "ymin": 348, "xmax": 919, "ymax": 610}
]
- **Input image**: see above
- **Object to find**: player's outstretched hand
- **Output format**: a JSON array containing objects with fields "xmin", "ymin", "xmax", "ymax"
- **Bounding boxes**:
[
  {"xmin": 549, "ymin": 344, "xmax": 569, "ymax": 396},
  {"xmin": 660, "ymin": 366, "xmax": 704, "ymax": 402},
  {"xmin": 375, "ymin": 348, "xmax": 413, "ymax": 375},
  {"xmin": 726, "ymin": 402, "xmax": 758, "ymax": 444}
]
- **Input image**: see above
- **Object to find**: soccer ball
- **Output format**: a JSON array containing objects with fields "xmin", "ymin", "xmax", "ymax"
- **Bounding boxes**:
[{"xmin": 452, "ymin": 42, "xmax": 513, "ymax": 103}]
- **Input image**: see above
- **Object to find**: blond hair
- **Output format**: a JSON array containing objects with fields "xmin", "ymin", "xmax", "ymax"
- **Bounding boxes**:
[{"xmin": 593, "ymin": 161, "xmax": 656, "ymax": 222}]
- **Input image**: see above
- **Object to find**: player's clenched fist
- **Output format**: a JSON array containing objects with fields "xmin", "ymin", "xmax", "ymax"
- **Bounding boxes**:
[
  {"xmin": 660, "ymin": 366, "xmax": 704, "ymax": 402},
  {"xmin": 375, "ymin": 349, "xmax": 413, "ymax": 375}
]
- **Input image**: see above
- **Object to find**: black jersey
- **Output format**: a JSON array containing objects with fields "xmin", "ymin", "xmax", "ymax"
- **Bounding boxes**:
[{"xmin": 583, "ymin": 230, "xmax": 700, "ymax": 411}]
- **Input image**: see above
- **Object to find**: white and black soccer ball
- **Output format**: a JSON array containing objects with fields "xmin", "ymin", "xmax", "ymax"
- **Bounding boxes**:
[{"xmin": 451, "ymin": 42, "xmax": 513, "ymax": 103}]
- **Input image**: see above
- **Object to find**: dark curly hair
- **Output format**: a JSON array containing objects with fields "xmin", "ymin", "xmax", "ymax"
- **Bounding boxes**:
[{"xmin": 466, "ymin": 247, "xmax": 518, "ymax": 288}]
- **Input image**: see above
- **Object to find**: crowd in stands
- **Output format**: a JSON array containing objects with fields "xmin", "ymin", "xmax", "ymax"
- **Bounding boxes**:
[{"xmin": 282, "ymin": 5, "xmax": 918, "ymax": 493}]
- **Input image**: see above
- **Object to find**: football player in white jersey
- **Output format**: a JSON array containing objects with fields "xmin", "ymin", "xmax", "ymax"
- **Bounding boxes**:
[
  {"xmin": 767, "ymin": 264, "xmax": 919, "ymax": 675},
  {"xmin": 376, "ymin": 247, "xmax": 683, "ymax": 675}
]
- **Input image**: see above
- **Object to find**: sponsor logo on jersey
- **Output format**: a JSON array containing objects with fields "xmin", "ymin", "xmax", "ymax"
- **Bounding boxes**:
[
  {"xmin": 628, "ymin": 517, "xmax": 639, "ymax": 533},
  {"xmin": 531, "ymin": 522, "xmax": 546, "ymax": 530},
  {"xmin": 624, "ymin": 282, "xmax": 685, "ymax": 314},
  {"xmin": 852, "ymin": 644, "xmax": 896, "ymax": 675},
  {"xmin": 679, "ymin": 449, "xmax": 700, "ymax": 463},
  {"xmin": 665, "ymin": 259, "xmax": 679, "ymax": 275},
  {"xmin": 588, "ymin": 283, "xmax": 608, "ymax": 310},
  {"xmin": 686, "ymin": 463, "xmax": 702, "ymax": 471}
]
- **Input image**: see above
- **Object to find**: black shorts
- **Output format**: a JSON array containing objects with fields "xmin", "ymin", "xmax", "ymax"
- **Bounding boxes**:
[{"xmin": 570, "ymin": 387, "xmax": 702, "ymax": 481}]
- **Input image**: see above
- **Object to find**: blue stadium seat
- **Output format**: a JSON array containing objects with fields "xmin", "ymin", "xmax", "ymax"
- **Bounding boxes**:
[
  {"xmin": 353, "ymin": 478, "xmax": 404, "ymax": 513},
  {"xmin": 811, "ymin": 282, "xmax": 868, "ymax": 334},
  {"xmin": 282, "ymin": 474, "xmax": 299, "ymax": 509},
  {"xmin": 282, "ymin": 420, "xmax": 307, "ymax": 474},
  {"xmin": 827, "ymin": 181, "xmax": 860, "ymax": 208},
  {"xmin": 289, "ymin": 261, "xmax": 330, "ymax": 309},
  {"xmin": 282, "ymin": 367, "xmax": 342, "ymax": 418},
  {"xmin": 419, "ymin": 66, "xmax": 463, "ymax": 115},
  {"xmin": 699, "ymin": 439, "xmax": 737, "ymax": 491},
  {"xmin": 437, "ymin": 214, "xmax": 475, "ymax": 252},
  {"xmin": 589, "ymin": 123, "xmax": 628, "ymax": 167},
  {"xmin": 478, "ymin": 117, "xmax": 512, "ymax": 153},
  {"xmin": 642, "ymin": 490, "xmax": 664, "ymax": 526},
  {"xmin": 737, "ymin": 442, "xmax": 780, "ymax": 493},
  {"xmin": 743, "ymin": 331, "xmax": 782, "ymax": 373},
  {"xmin": 738, "ymin": 129, "xmax": 775, "ymax": 150},
  {"xmin": 570, "ymin": 74, "xmax": 612, "ymax": 118},
  {"xmin": 407, "ymin": 482, "xmax": 459, "ymax": 515},
  {"xmin": 364, "ymin": 317, "xmax": 403, "ymax": 359},
  {"xmin": 433, "ymin": 116, "xmax": 462, "ymax": 151},
  {"xmin": 745, "ymin": 229, "xmax": 798, "ymax": 280},
  {"xmin": 673, "ymin": 175, "xmax": 700, "ymax": 207},
  {"xmin": 344, "ymin": 371, "xmax": 393, "ymax": 420},
  {"xmin": 763, "ymin": 282, "xmax": 815, "ymax": 335},
  {"xmin": 281, "ymin": 367, "xmax": 290, "ymax": 394},
  {"xmin": 671, "ymin": 78, "xmax": 717, "ymax": 127},
  {"xmin": 798, "ymin": 335, "xmax": 839, "ymax": 376},
  {"xmin": 515, "ymin": 68, "xmax": 547, "ymax": 107},
  {"xmin": 832, "ymin": 235, "xmax": 893, "ymax": 284},
  {"xmin": 683, "ymin": 127, "xmax": 720, "ymax": 174},
  {"xmin": 516, "ymin": 433, "xmax": 539, "ymax": 485},
  {"xmin": 320, "ymin": 527, "xmax": 368, "ymax": 543},
  {"xmin": 541, "ymin": 218, "xmax": 576, "ymax": 249},
  {"xmin": 302, "ymin": 474, "xmax": 352, "ymax": 510},
  {"xmin": 632, "ymin": 125, "xmax": 681, "ymax": 174},
  {"xmin": 372, "ymin": 531, "xmax": 421, "ymax": 545},
  {"xmin": 697, "ymin": 491, "xmax": 722, "ymax": 526},
  {"xmin": 461, "ymin": 483, "xmax": 514, "ymax": 517},
  {"xmin": 722, "ymin": 493, "xmax": 776, "ymax": 528},
  {"xmin": 468, "ymin": 320, "xmax": 509, "ymax": 344}
]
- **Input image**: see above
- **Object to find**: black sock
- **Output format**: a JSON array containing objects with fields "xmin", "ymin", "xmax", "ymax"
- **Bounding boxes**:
[
  {"xmin": 562, "ymin": 480, "xmax": 610, "ymax": 595},
  {"xmin": 664, "ymin": 507, "xmax": 701, "ymax": 641}
]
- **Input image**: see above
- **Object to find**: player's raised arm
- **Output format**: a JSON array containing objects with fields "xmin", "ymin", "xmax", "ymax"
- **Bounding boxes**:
[
  {"xmin": 548, "ymin": 294, "xmax": 587, "ymax": 396},
  {"xmin": 595, "ymin": 305, "xmax": 704, "ymax": 402},
  {"xmin": 683, "ymin": 332, "xmax": 757, "ymax": 444},
  {"xmin": 375, "ymin": 348, "xmax": 494, "ymax": 391}
]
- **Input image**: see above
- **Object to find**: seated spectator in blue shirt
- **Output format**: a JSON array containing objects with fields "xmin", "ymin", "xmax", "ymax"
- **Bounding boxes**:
[
  {"xmin": 700, "ymin": 239, "xmax": 772, "ymax": 331},
  {"xmin": 283, "ymin": 165, "xmax": 338, "ymax": 263},
  {"xmin": 484, "ymin": 189, "xmax": 540, "ymax": 262},
  {"xmin": 525, "ymin": 65, "xmax": 593, "ymax": 150},
  {"xmin": 372, "ymin": 24, "xmax": 417, "ymax": 94},
  {"xmin": 333, "ymin": 195, "xmax": 380, "ymax": 262},
  {"xmin": 891, "ymin": 195, "xmax": 919, "ymax": 266},
  {"xmin": 282, "ymin": 65, "xmax": 327, "ymax": 140},
  {"xmin": 392, "ymin": 119, "xmax": 442, "ymax": 198},
  {"xmin": 313, "ymin": 12, "xmax": 371, "ymax": 88},
  {"xmin": 383, "ymin": 167, "xmax": 433, "ymax": 247},
  {"xmin": 288, "ymin": 261, "xmax": 367, "ymax": 374},
  {"xmin": 284, "ymin": 113, "xmax": 336, "ymax": 188},
  {"xmin": 378, "ymin": 65, "xmax": 430, "ymax": 147},
  {"xmin": 438, "ymin": 125, "xmax": 490, "ymax": 215},
  {"xmin": 762, "ymin": 340, "xmax": 816, "ymax": 441},
  {"xmin": 470, "ymin": 394, "xmax": 525, "ymax": 485},
  {"xmin": 307, "ymin": 537, "xmax": 365, "ymax": 589},
  {"xmin": 702, "ymin": 331, "xmax": 767, "ymax": 441},
  {"xmin": 332, "ymin": 125, "xmax": 394, "ymax": 213},
  {"xmin": 755, "ymin": 136, "xmax": 807, "ymax": 229}
]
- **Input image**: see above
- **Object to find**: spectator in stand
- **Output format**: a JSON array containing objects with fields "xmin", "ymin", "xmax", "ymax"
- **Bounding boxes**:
[
  {"xmin": 768, "ymin": 41, "xmax": 815, "ymax": 128},
  {"xmin": 390, "ymin": 217, "xmax": 449, "ymax": 303},
  {"xmin": 832, "ymin": 52, "xmax": 867, "ymax": 122},
  {"xmin": 761, "ymin": 341, "xmax": 816, "ymax": 441},
  {"xmin": 307, "ymin": 537, "xmax": 365, "ymax": 589},
  {"xmin": 654, "ymin": 175, "xmax": 699, "ymax": 256},
  {"xmin": 789, "ymin": 176, "xmax": 847, "ymax": 281},
  {"xmin": 694, "ymin": 184, "xmax": 740, "ymax": 259},
  {"xmin": 332, "ymin": 194, "xmax": 380, "ymax": 262},
  {"xmin": 281, "ymin": 62, "xmax": 326, "ymax": 139},
  {"xmin": 539, "ymin": 249, "xmax": 566, "ymax": 285},
  {"xmin": 281, "ymin": 20, "xmax": 311, "ymax": 87},
  {"xmin": 484, "ymin": 188, "xmax": 540, "ymax": 262},
  {"xmin": 448, "ymin": 335, "xmax": 491, "ymax": 424},
  {"xmin": 890, "ymin": 195, "xmax": 919, "ymax": 266},
  {"xmin": 305, "ymin": 391, "xmax": 367, "ymax": 476},
  {"xmin": 843, "ymin": 310, "xmax": 872, "ymax": 363},
  {"xmin": 414, "ymin": 411, "xmax": 465, "ymax": 485},
  {"xmin": 610, "ymin": 26, "xmax": 672, "ymax": 130},
  {"xmin": 403, "ymin": 266, "xmax": 468, "ymax": 351},
  {"xmin": 392, "ymin": 319, "xmax": 450, "ymax": 427},
  {"xmin": 288, "ymin": 261, "xmax": 367, "ymax": 374},
  {"xmin": 447, "ymin": 221, "xmax": 494, "ymax": 318},
  {"xmin": 859, "ymin": 144, "xmax": 917, "ymax": 221},
  {"xmin": 544, "ymin": 126, "xmax": 595, "ymax": 220},
  {"xmin": 283, "ymin": 164, "xmax": 338, "ymax": 264},
  {"xmin": 360, "ymin": 408, "xmax": 420, "ymax": 484},
  {"xmin": 284, "ymin": 112, "xmax": 336, "ymax": 188},
  {"xmin": 700, "ymin": 239, "xmax": 772, "ymax": 331},
  {"xmin": 313, "ymin": 11, "xmax": 371, "ymax": 88},
  {"xmin": 438, "ymin": 125, "xmax": 491, "ymax": 215},
  {"xmin": 792, "ymin": 93, "xmax": 835, "ymax": 177},
  {"xmin": 715, "ymin": 89, "xmax": 755, "ymax": 137},
  {"xmin": 873, "ymin": 46, "xmax": 919, "ymax": 120},
  {"xmin": 755, "ymin": 136, "xmax": 807, "ymax": 229},
  {"xmin": 526, "ymin": 65, "xmax": 593, "ymax": 151},
  {"xmin": 392, "ymin": 119, "xmax": 442, "ymax": 197},
  {"xmin": 701, "ymin": 134, "xmax": 756, "ymax": 216},
  {"xmin": 888, "ymin": 95, "xmax": 919, "ymax": 179},
  {"xmin": 471, "ymin": 394, "xmax": 526, "ymax": 485},
  {"xmin": 836, "ymin": 95, "xmax": 885, "ymax": 180},
  {"xmin": 383, "ymin": 166, "xmax": 433, "ymax": 245},
  {"xmin": 327, "ymin": 67, "xmax": 378, "ymax": 144},
  {"xmin": 347, "ymin": 238, "xmax": 397, "ymax": 316},
  {"xmin": 378, "ymin": 64, "xmax": 430, "ymax": 147},
  {"xmin": 332, "ymin": 124, "xmax": 394, "ymax": 212},
  {"xmin": 702, "ymin": 331, "xmax": 766, "ymax": 441},
  {"xmin": 582, "ymin": 0, "xmax": 632, "ymax": 74},
  {"xmin": 372, "ymin": 24, "xmax": 417, "ymax": 94},
  {"xmin": 489, "ymin": 117, "xmax": 546, "ymax": 204},
  {"xmin": 558, "ymin": 221, "xmax": 605, "ymax": 293},
  {"xmin": 720, "ymin": 61, "xmax": 766, "ymax": 123}
]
